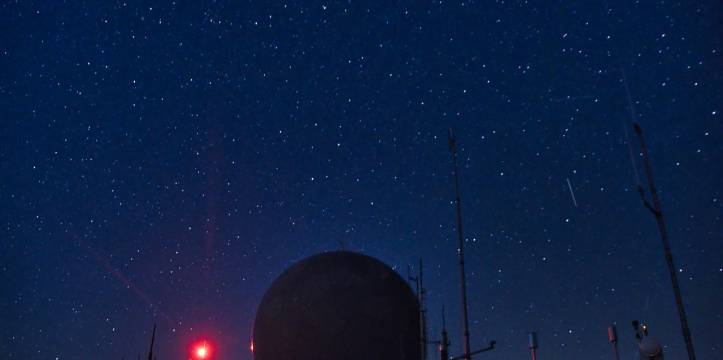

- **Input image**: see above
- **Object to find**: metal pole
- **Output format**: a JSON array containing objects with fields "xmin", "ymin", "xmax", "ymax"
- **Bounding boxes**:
[
  {"xmin": 528, "ymin": 332, "xmax": 538, "ymax": 360},
  {"xmin": 420, "ymin": 258, "xmax": 428, "ymax": 360},
  {"xmin": 608, "ymin": 326, "xmax": 620, "ymax": 360},
  {"xmin": 448, "ymin": 129, "xmax": 472, "ymax": 360},
  {"xmin": 634, "ymin": 123, "xmax": 696, "ymax": 360},
  {"xmin": 440, "ymin": 306, "xmax": 450, "ymax": 360},
  {"xmin": 147, "ymin": 324, "xmax": 156, "ymax": 360}
]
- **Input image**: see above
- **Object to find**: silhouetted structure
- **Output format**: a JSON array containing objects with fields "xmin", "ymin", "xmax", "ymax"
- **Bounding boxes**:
[
  {"xmin": 608, "ymin": 325, "xmax": 620, "ymax": 360},
  {"xmin": 252, "ymin": 251, "xmax": 420, "ymax": 360},
  {"xmin": 146, "ymin": 324, "xmax": 157, "ymax": 360},
  {"xmin": 409, "ymin": 259, "xmax": 429, "ymax": 360},
  {"xmin": 447, "ymin": 130, "xmax": 496, "ymax": 360},
  {"xmin": 528, "ymin": 332, "xmax": 538, "ymax": 360},
  {"xmin": 632, "ymin": 320, "xmax": 665, "ymax": 359},
  {"xmin": 439, "ymin": 307, "xmax": 450, "ymax": 360},
  {"xmin": 634, "ymin": 123, "xmax": 696, "ymax": 360},
  {"xmin": 448, "ymin": 129, "xmax": 472, "ymax": 360}
]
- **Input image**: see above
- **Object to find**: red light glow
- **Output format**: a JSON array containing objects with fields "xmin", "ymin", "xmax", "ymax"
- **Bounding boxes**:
[{"xmin": 192, "ymin": 341, "xmax": 212, "ymax": 359}]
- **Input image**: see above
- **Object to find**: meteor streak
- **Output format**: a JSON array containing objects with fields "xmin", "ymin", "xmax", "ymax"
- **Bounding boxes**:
[{"xmin": 566, "ymin": 177, "xmax": 578, "ymax": 207}]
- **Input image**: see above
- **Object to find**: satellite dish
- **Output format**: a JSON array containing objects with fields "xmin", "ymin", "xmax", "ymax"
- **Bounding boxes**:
[{"xmin": 252, "ymin": 251, "xmax": 420, "ymax": 360}]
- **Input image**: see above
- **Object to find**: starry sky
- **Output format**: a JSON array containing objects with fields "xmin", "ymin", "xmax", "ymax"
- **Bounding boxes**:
[{"xmin": 1, "ymin": 1, "xmax": 721, "ymax": 359}]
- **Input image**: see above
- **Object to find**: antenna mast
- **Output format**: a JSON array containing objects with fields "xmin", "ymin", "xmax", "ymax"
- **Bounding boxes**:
[
  {"xmin": 147, "ymin": 324, "xmax": 156, "ymax": 360},
  {"xmin": 409, "ymin": 260, "xmax": 429, "ymax": 360},
  {"xmin": 440, "ymin": 306, "xmax": 450, "ymax": 360},
  {"xmin": 420, "ymin": 258, "xmax": 429, "ymax": 360},
  {"xmin": 608, "ymin": 325, "xmax": 620, "ymax": 360},
  {"xmin": 528, "ymin": 332, "xmax": 538, "ymax": 360},
  {"xmin": 634, "ymin": 123, "xmax": 696, "ymax": 360},
  {"xmin": 448, "ymin": 129, "xmax": 472, "ymax": 360}
]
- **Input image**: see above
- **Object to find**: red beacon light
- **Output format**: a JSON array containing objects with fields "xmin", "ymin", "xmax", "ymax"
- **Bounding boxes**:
[{"xmin": 192, "ymin": 340, "xmax": 212, "ymax": 359}]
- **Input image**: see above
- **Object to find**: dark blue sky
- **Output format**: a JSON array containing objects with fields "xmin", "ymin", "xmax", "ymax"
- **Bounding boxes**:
[{"xmin": 1, "ymin": 1, "xmax": 721, "ymax": 359}]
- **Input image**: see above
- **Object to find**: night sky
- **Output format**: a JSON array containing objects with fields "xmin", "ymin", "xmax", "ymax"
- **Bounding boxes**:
[{"xmin": 1, "ymin": 1, "xmax": 721, "ymax": 359}]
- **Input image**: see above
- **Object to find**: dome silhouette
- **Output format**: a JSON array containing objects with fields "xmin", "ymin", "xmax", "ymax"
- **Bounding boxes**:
[{"xmin": 252, "ymin": 251, "xmax": 420, "ymax": 360}]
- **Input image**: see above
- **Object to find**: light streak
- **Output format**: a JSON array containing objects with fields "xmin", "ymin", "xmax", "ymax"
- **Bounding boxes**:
[{"xmin": 566, "ymin": 177, "xmax": 578, "ymax": 207}]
